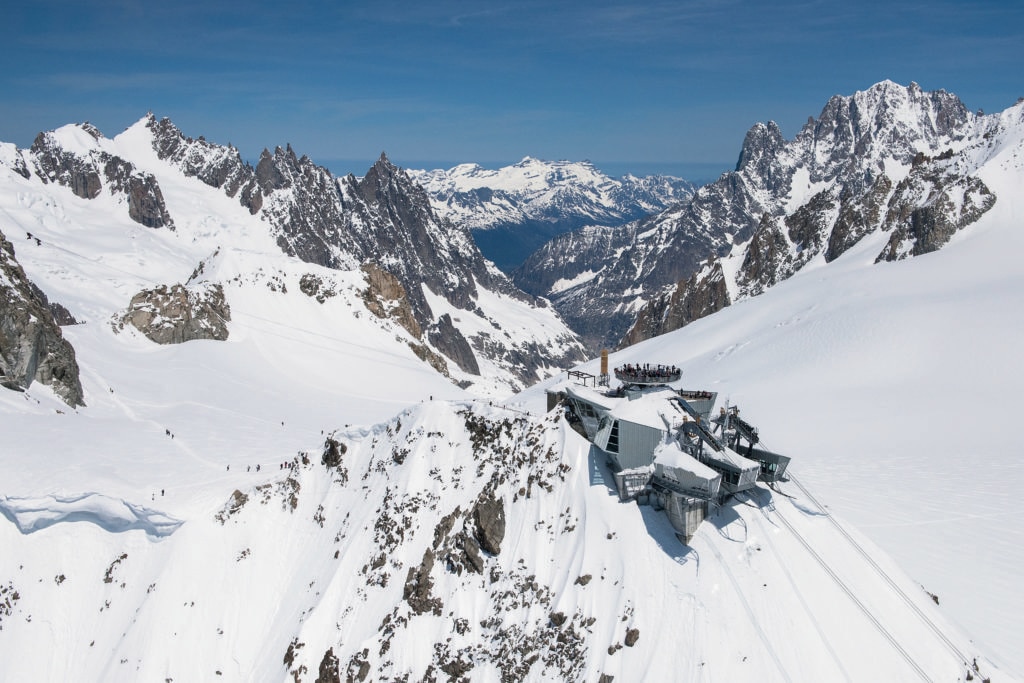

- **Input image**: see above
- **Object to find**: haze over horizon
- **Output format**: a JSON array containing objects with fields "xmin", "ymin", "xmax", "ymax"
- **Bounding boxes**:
[{"xmin": 2, "ymin": 0, "xmax": 1022, "ymax": 178}]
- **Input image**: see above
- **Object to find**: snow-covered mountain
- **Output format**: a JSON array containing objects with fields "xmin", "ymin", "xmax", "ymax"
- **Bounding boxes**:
[
  {"xmin": 410, "ymin": 158, "xmax": 693, "ymax": 271},
  {"xmin": 1, "ymin": 90, "xmax": 1022, "ymax": 682},
  {"xmin": 1, "ymin": 199, "xmax": 1019, "ymax": 680},
  {"xmin": 1, "ymin": 387, "xmax": 1013, "ymax": 682},
  {"xmin": 0, "ymin": 116, "xmax": 585, "ymax": 396},
  {"xmin": 624, "ymin": 81, "xmax": 1022, "ymax": 345},
  {"xmin": 514, "ymin": 81, "xmax": 1022, "ymax": 352}
]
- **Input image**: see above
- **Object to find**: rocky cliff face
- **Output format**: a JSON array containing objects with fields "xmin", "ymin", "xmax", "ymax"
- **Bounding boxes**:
[
  {"xmin": 516, "ymin": 81, "xmax": 1006, "ymax": 349},
  {"xmin": 875, "ymin": 155, "xmax": 996, "ymax": 262},
  {"xmin": 0, "ymin": 229, "xmax": 84, "ymax": 406},
  {"xmin": 359, "ymin": 263, "xmax": 422, "ymax": 339},
  {"xmin": 620, "ymin": 262, "xmax": 730, "ymax": 348}
]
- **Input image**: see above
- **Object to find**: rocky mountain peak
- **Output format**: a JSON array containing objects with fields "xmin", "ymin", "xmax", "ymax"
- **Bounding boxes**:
[
  {"xmin": 800, "ymin": 81, "xmax": 973, "ymax": 181},
  {"xmin": 736, "ymin": 121, "xmax": 784, "ymax": 172},
  {"xmin": 735, "ymin": 120, "xmax": 788, "ymax": 196},
  {"xmin": 26, "ymin": 121, "xmax": 174, "ymax": 230},
  {"xmin": 147, "ymin": 115, "xmax": 262, "ymax": 213},
  {"xmin": 357, "ymin": 152, "xmax": 413, "ymax": 202},
  {"xmin": 255, "ymin": 147, "xmax": 292, "ymax": 192}
]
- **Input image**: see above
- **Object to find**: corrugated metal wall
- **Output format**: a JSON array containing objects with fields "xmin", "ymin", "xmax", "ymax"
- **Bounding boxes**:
[{"xmin": 615, "ymin": 421, "xmax": 665, "ymax": 469}]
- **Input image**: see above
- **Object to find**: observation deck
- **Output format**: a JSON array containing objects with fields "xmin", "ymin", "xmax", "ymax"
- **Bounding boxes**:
[{"xmin": 614, "ymin": 364, "xmax": 681, "ymax": 386}]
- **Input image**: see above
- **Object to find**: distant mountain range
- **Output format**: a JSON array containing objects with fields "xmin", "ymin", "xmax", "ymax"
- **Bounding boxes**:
[
  {"xmin": 409, "ymin": 158, "xmax": 694, "ymax": 271},
  {"xmin": 5, "ymin": 81, "xmax": 1018, "ymax": 380}
]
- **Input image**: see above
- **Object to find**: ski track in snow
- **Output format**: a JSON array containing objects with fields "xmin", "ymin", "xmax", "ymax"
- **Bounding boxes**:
[{"xmin": 768, "ymin": 498, "xmax": 932, "ymax": 681}]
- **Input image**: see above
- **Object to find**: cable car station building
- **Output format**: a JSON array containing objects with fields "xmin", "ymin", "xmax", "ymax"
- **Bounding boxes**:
[{"xmin": 550, "ymin": 359, "xmax": 790, "ymax": 542}]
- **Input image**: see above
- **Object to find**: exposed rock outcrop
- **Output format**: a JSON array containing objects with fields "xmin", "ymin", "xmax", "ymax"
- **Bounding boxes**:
[
  {"xmin": 427, "ymin": 314, "xmax": 479, "ymax": 376},
  {"xmin": 403, "ymin": 548, "xmax": 442, "ymax": 615},
  {"xmin": 315, "ymin": 648, "xmax": 341, "ymax": 683},
  {"xmin": 298, "ymin": 273, "xmax": 337, "ymax": 304},
  {"xmin": 321, "ymin": 436, "xmax": 347, "ymax": 469},
  {"xmin": 877, "ymin": 159, "xmax": 995, "ymax": 261},
  {"xmin": 0, "ymin": 229, "xmax": 84, "ymax": 406},
  {"xmin": 472, "ymin": 491, "xmax": 505, "ymax": 556},
  {"xmin": 31, "ymin": 128, "xmax": 102, "ymax": 200},
  {"xmin": 737, "ymin": 214, "xmax": 792, "ymax": 297},
  {"xmin": 46, "ymin": 299, "xmax": 79, "ymax": 326},
  {"xmin": 408, "ymin": 342, "xmax": 453, "ymax": 380},
  {"xmin": 360, "ymin": 263, "xmax": 421, "ymax": 338},
  {"xmin": 118, "ymin": 282, "xmax": 230, "ymax": 344}
]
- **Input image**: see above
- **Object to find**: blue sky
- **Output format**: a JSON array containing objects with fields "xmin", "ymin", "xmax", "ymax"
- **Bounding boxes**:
[{"xmin": 2, "ymin": 0, "xmax": 1021, "ymax": 178}]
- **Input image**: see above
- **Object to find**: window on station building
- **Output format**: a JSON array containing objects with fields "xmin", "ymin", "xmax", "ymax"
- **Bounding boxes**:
[{"xmin": 607, "ymin": 421, "xmax": 620, "ymax": 453}]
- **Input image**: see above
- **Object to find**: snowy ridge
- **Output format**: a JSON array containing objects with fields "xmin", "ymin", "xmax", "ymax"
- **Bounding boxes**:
[
  {"xmin": 623, "ymin": 83, "xmax": 1024, "ymax": 346},
  {"xmin": 510, "ymin": 81, "xmax": 1022, "ymax": 351},
  {"xmin": 0, "ymin": 396, "xmax": 1009, "ymax": 681}
]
